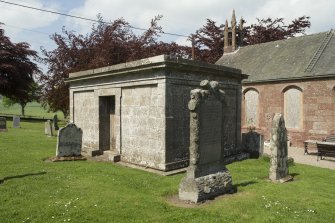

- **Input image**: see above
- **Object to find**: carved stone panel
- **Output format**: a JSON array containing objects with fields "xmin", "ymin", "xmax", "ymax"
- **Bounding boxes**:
[
  {"xmin": 179, "ymin": 80, "xmax": 233, "ymax": 203},
  {"xmin": 56, "ymin": 123, "xmax": 83, "ymax": 157}
]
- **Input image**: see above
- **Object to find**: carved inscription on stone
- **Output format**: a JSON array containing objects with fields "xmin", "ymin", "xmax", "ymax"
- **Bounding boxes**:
[
  {"xmin": 56, "ymin": 123, "xmax": 83, "ymax": 157},
  {"xmin": 179, "ymin": 80, "xmax": 233, "ymax": 203},
  {"xmin": 199, "ymin": 98, "xmax": 222, "ymax": 164}
]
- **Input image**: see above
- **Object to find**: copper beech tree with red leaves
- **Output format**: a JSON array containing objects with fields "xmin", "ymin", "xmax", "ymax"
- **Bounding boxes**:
[
  {"xmin": 41, "ymin": 15, "xmax": 311, "ymax": 117},
  {"xmin": 191, "ymin": 15, "xmax": 311, "ymax": 63},
  {"xmin": 40, "ymin": 15, "xmax": 191, "ymax": 117},
  {"xmin": 0, "ymin": 23, "xmax": 40, "ymax": 115}
]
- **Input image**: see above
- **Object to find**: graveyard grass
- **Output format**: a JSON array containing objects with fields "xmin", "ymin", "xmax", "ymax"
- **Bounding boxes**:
[
  {"xmin": 1, "ymin": 121, "xmax": 335, "ymax": 223},
  {"xmin": 0, "ymin": 101, "xmax": 65, "ymax": 120}
]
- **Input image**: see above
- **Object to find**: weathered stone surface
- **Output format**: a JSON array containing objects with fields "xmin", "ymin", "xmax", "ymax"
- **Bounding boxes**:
[
  {"xmin": 0, "ymin": 117, "xmax": 7, "ymax": 132},
  {"xmin": 179, "ymin": 169, "xmax": 232, "ymax": 203},
  {"xmin": 179, "ymin": 80, "xmax": 233, "ymax": 203},
  {"xmin": 242, "ymin": 130, "xmax": 264, "ymax": 158},
  {"xmin": 56, "ymin": 123, "xmax": 83, "ymax": 157},
  {"xmin": 12, "ymin": 116, "xmax": 20, "ymax": 128},
  {"xmin": 45, "ymin": 120, "xmax": 53, "ymax": 136},
  {"xmin": 269, "ymin": 113, "xmax": 292, "ymax": 182},
  {"xmin": 68, "ymin": 55, "xmax": 246, "ymax": 171}
]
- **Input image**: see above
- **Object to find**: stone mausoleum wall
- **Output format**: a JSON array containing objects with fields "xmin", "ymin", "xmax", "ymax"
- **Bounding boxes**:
[
  {"xmin": 67, "ymin": 55, "xmax": 246, "ymax": 171},
  {"xmin": 242, "ymin": 78, "xmax": 335, "ymax": 147}
]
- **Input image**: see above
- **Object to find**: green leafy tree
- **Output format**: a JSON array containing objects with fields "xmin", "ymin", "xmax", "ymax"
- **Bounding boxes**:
[{"xmin": 2, "ymin": 82, "xmax": 41, "ymax": 116}]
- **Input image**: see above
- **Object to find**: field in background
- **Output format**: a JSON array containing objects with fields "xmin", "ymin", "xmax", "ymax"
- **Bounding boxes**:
[
  {"xmin": 0, "ymin": 100, "xmax": 65, "ymax": 120},
  {"xmin": 1, "ymin": 120, "xmax": 335, "ymax": 222}
]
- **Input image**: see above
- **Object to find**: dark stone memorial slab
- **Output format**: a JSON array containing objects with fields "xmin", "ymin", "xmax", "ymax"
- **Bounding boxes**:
[
  {"xmin": 56, "ymin": 123, "xmax": 83, "ymax": 157},
  {"xmin": 0, "ymin": 117, "xmax": 7, "ymax": 132},
  {"xmin": 242, "ymin": 130, "xmax": 264, "ymax": 158},
  {"xmin": 53, "ymin": 114, "xmax": 59, "ymax": 130},
  {"xmin": 179, "ymin": 80, "xmax": 233, "ymax": 203}
]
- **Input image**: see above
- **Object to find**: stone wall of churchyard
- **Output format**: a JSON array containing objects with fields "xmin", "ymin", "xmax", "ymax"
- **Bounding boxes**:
[
  {"xmin": 242, "ymin": 78, "xmax": 335, "ymax": 147},
  {"xmin": 121, "ymin": 83, "xmax": 166, "ymax": 170}
]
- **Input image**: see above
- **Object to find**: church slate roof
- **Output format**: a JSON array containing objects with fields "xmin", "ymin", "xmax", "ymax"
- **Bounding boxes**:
[{"xmin": 216, "ymin": 29, "xmax": 335, "ymax": 83}]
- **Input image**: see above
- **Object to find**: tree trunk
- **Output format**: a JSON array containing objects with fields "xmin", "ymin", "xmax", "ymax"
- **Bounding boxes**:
[{"xmin": 20, "ymin": 103, "xmax": 26, "ymax": 116}]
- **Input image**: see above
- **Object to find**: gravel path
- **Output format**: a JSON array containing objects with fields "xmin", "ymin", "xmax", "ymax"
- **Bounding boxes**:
[{"xmin": 263, "ymin": 145, "xmax": 335, "ymax": 170}]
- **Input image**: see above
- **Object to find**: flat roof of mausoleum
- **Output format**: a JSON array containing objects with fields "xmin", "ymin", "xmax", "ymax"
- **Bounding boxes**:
[{"xmin": 67, "ymin": 55, "xmax": 247, "ymax": 82}]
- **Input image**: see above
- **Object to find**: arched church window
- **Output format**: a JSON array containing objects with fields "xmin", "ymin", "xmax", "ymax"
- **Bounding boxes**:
[
  {"xmin": 284, "ymin": 87, "xmax": 303, "ymax": 129},
  {"xmin": 244, "ymin": 89, "xmax": 259, "ymax": 127}
]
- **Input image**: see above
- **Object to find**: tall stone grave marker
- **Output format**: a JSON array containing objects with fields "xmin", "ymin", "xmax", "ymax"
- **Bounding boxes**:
[
  {"xmin": 45, "ymin": 120, "xmax": 53, "ymax": 136},
  {"xmin": 0, "ymin": 117, "xmax": 7, "ymax": 132},
  {"xmin": 179, "ymin": 80, "xmax": 233, "ymax": 203},
  {"xmin": 56, "ymin": 123, "xmax": 83, "ymax": 157},
  {"xmin": 13, "ymin": 116, "xmax": 20, "ymax": 128},
  {"xmin": 269, "ymin": 113, "xmax": 293, "ymax": 183}
]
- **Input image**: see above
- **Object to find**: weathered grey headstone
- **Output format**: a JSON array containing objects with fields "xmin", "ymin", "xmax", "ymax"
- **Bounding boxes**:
[
  {"xmin": 45, "ymin": 120, "xmax": 53, "ymax": 136},
  {"xmin": 56, "ymin": 123, "xmax": 83, "ymax": 157},
  {"xmin": 269, "ymin": 113, "xmax": 293, "ymax": 183},
  {"xmin": 179, "ymin": 80, "xmax": 233, "ymax": 203},
  {"xmin": 0, "ymin": 117, "xmax": 7, "ymax": 132},
  {"xmin": 12, "ymin": 116, "xmax": 20, "ymax": 128},
  {"xmin": 242, "ymin": 130, "xmax": 264, "ymax": 158},
  {"xmin": 53, "ymin": 114, "xmax": 59, "ymax": 130}
]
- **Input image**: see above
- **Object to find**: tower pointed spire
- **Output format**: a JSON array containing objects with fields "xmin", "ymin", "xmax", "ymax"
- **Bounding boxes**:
[
  {"xmin": 231, "ymin": 10, "xmax": 237, "ymax": 50},
  {"xmin": 231, "ymin": 9, "xmax": 236, "ymax": 27},
  {"xmin": 224, "ymin": 19, "xmax": 229, "ymax": 49},
  {"xmin": 223, "ymin": 10, "xmax": 241, "ymax": 54}
]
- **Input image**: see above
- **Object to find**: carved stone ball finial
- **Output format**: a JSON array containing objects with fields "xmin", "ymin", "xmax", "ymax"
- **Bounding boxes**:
[{"xmin": 200, "ymin": 80, "xmax": 210, "ymax": 88}]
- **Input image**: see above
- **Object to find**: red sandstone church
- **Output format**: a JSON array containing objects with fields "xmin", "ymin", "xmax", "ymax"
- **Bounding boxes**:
[{"xmin": 216, "ymin": 14, "xmax": 335, "ymax": 147}]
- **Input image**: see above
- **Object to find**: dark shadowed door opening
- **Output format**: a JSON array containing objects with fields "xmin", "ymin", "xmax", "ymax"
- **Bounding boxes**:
[{"xmin": 99, "ymin": 96, "xmax": 116, "ymax": 153}]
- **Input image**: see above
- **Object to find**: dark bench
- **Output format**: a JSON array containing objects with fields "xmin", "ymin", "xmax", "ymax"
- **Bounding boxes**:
[{"xmin": 316, "ymin": 135, "xmax": 335, "ymax": 161}]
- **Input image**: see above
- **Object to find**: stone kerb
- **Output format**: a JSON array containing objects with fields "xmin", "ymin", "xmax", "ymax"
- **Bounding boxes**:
[
  {"xmin": 56, "ymin": 123, "xmax": 83, "ymax": 157},
  {"xmin": 0, "ymin": 117, "xmax": 7, "ymax": 132},
  {"xmin": 269, "ymin": 113, "xmax": 292, "ymax": 183},
  {"xmin": 179, "ymin": 80, "xmax": 233, "ymax": 203}
]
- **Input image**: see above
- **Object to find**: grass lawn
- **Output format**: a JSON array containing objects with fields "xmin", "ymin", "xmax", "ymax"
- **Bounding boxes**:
[
  {"xmin": 1, "ymin": 120, "xmax": 335, "ymax": 223},
  {"xmin": 0, "ymin": 101, "xmax": 65, "ymax": 120}
]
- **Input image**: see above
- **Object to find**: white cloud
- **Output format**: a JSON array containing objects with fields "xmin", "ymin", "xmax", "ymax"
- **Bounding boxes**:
[
  {"xmin": 0, "ymin": 0, "xmax": 60, "ymax": 33},
  {"xmin": 1, "ymin": 0, "xmax": 334, "ymax": 50},
  {"xmin": 65, "ymin": 0, "xmax": 334, "ymax": 46}
]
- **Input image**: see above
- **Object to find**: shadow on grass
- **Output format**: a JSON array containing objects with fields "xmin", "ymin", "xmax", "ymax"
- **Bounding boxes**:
[
  {"xmin": 0, "ymin": 171, "xmax": 47, "ymax": 184},
  {"xmin": 290, "ymin": 172, "xmax": 300, "ymax": 177},
  {"xmin": 232, "ymin": 180, "xmax": 257, "ymax": 192}
]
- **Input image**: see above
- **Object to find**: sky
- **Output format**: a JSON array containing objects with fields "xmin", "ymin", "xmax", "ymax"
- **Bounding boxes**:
[{"xmin": 0, "ymin": 0, "xmax": 334, "ymax": 70}]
